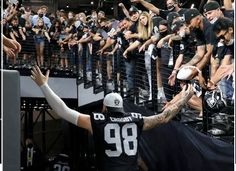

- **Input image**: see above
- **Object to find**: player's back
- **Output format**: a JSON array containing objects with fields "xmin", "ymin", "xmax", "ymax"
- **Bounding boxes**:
[{"xmin": 91, "ymin": 112, "xmax": 144, "ymax": 171}]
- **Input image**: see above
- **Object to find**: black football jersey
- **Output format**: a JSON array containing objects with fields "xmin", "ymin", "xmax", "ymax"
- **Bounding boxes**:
[
  {"xmin": 48, "ymin": 154, "xmax": 71, "ymax": 171},
  {"xmin": 90, "ymin": 112, "xmax": 144, "ymax": 171}
]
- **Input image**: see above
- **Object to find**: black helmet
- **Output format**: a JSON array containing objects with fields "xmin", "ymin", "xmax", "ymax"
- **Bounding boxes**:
[{"xmin": 203, "ymin": 88, "xmax": 227, "ymax": 113}]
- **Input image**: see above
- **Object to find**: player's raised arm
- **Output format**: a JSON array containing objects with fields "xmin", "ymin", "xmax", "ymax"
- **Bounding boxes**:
[
  {"xmin": 142, "ymin": 84, "xmax": 194, "ymax": 130},
  {"xmin": 30, "ymin": 66, "xmax": 92, "ymax": 132}
]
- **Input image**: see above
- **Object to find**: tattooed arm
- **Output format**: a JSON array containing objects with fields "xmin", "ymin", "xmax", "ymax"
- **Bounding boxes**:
[
  {"xmin": 142, "ymin": 84, "xmax": 194, "ymax": 131},
  {"xmin": 184, "ymin": 45, "xmax": 206, "ymax": 66}
]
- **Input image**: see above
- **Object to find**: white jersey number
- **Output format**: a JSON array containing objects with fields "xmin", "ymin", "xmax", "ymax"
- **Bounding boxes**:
[
  {"xmin": 53, "ymin": 164, "xmax": 70, "ymax": 171},
  {"xmin": 104, "ymin": 123, "xmax": 138, "ymax": 157}
]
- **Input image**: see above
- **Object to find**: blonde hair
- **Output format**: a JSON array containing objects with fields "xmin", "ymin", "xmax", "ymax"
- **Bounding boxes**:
[{"xmin": 137, "ymin": 11, "xmax": 153, "ymax": 40}]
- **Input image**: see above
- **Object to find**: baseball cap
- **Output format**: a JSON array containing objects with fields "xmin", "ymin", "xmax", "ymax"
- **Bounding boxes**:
[
  {"xmin": 183, "ymin": 8, "xmax": 200, "ymax": 24},
  {"xmin": 103, "ymin": 92, "xmax": 124, "ymax": 113},
  {"xmin": 203, "ymin": 1, "xmax": 220, "ymax": 13},
  {"xmin": 171, "ymin": 20, "xmax": 185, "ymax": 32},
  {"xmin": 167, "ymin": 12, "xmax": 180, "ymax": 25},
  {"xmin": 129, "ymin": 5, "xmax": 139, "ymax": 14}
]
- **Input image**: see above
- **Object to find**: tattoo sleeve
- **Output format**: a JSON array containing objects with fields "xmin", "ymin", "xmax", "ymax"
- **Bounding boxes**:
[
  {"xmin": 143, "ymin": 93, "xmax": 192, "ymax": 131},
  {"xmin": 186, "ymin": 54, "xmax": 201, "ymax": 66}
]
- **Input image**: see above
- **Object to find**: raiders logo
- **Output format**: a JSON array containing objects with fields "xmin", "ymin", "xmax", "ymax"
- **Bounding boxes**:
[{"xmin": 114, "ymin": 99, "xmax": 120, "ymax": 106}]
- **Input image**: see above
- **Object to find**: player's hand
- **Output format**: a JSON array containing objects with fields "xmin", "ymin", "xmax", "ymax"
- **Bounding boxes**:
[
  {"xmin": 181, "ymin": 84, "xmax": 194, "ymax": 100},
  {"xmin": 31, "ymin": 66, "xmax": 50, "ymax": 87}
]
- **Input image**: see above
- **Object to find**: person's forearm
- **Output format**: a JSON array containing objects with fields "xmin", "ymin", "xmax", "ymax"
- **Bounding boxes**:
[
  {"xmin": 101, "ymin": 38, "xmax": 115, "ymax": 51},
  {"xmin": 130, "ymin": 33, "xmax": 139, "ymax": 39},
  {"xmin": 140, "ymin": 0, "xmax": 160, "ymax": 15},
  {"xmin": 120, "ymin": 5, "xmax": 130, "ymax": 18},
  {"xmin": 40, "ymin": 83, "xmax": 80, "ymax": 125},
  {"xmin": 185, "ymin": 54, "xmax": 202, "ymax": 66},
  {"xmin": 143, "ymin": 39, "xmax": 153, "ymax": 48},
  {"xmin": 6, "ymin": 11, "xmax": 17, "ymax": 22},
  {"xmin": 210, "ymin": 63, "xmax": 234, "ymax": 85},
  {"xmin": 125, "ymin": 40, "xmax": 140, "ymax": 52},
  {"xmin": 3, "ymin": 35, "xmax": 13, "ymax": 47},
  {"xmin": 173, "ymin": 54, "xmax": 183, "ymax": 70},
  {"xmin": 185, "ymin": 45, "xmax": 205, "ymax": 66},
  {"xmin": 224, "ymin": 0, "xmax": 233, "ymax": 10},
  {"xmin": 10, "ymin": 32, "xmax": 16, "ymax": 41},
  {"xmin": 78, "ymin": 36, "xmax": 92, "ymax": 43},
  {"xmin": 143, "ymin": 95, "xmax": 190, "ymax": 130},
  {"xmin": 19, "ymin": 29, "xmax": 25, "ymax": 38},
  {"xmin": 111, "ymin": 43, "xmax": 119, "ymax": 54},
  {"xmin": 210, "ymin": 57, "xmax": 220, "ymax": 77},
  {"xmin": 196, "ymin": 51, "xmax": 211, "ymax": 70},
  {"xmin": 162, "ymin": 34, "xmax": 174, "ymax": 42},
  {"xmin": 196, "ymin": 44, "xmax": 213, "ymax": 70}
]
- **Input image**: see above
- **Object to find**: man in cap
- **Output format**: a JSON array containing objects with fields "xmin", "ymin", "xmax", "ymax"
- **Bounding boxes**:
[
  {"xmin": 203, "ymin": 0, "xmax": 233, "ymax": 23},
  {"xmin": 183, "ymin": 8, "xmax": 217, "ymax": 80},
  {"xmin": 203, "ymin": 1, "xmax": 234, "ymax": 103},
  {"xmin": 32, "ymin": 6, "xmax": 51, "ymax": 29},
  {"xmin": 167, "ymin": 11, "xmax": 181, "ymax": 28},
  {"xmin": 31, "ymin": 65, "xmax": 194, "ymax": 171},
  {"xmin": 168, "ymin": 20, "xmax": 204, "ymax": 117}
]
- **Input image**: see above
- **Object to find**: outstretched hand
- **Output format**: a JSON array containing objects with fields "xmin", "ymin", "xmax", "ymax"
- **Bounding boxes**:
[
  {"xmin": 31, "ymin": 66, "xmax": 50, "ymax": 86},
  {"xmin": 181, "ymin": 84, "xmax": 194, "ymax": 100}
]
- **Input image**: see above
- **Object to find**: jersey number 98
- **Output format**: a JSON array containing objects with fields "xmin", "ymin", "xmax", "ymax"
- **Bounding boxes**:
[{"xmin": 104, "ymin": 123, "xmax": 138, "ymax": 157}]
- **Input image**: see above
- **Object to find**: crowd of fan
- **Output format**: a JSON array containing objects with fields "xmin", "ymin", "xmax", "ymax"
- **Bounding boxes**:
[{"xmin": 2, "ymin": 0, "xmax": 234, "ymax": 117}]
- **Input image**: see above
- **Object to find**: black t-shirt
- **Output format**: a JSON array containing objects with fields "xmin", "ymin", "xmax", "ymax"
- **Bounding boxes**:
[
  {"xmin": 47, "ymin": 154, "xmax": 71, "ymax": 171},
  {"xmin": 225, "ymin": 44, "xmax": 234, "ymax": 57},
  {"xmin": 90, "ymin": 112, "xmax": 144, "ymax": 171},
  {"xmin": 194, "ymin": 18, "xmax": 216, "ymax": 46},
  {"xmin": 117, "ymin": 31, "xmax": 129, "ymax": 51},
  {"xmin": 8, "ymin": 24, "xmax": 23, "ymax": 40},
  {"xmin": 223, "ymin": 10, "xmax": 234, "ymax": 20},
  {"xmin": 179, "ymin": 34, "xmax": 197, "ymax": 63},
  {"xmin": 130, "ymin": 22, "xmax": 138, "ymax": 34}
]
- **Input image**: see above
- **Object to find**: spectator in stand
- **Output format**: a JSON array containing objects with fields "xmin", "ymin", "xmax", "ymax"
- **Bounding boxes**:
[
  {"xmin": 32, "ymin": 18, "xmax": 51, "ymax": 67},
  {"xmin": 21, "ymin": 20, "xmax": 35, "ymax": 67},
  {"xmin": 131, "ymin": 0, "xmax": 187, "ymax": 19},
  {"xmin": 8, "ymin": 17, "xmax": 26, "ymax": 65},
  {"xmin": 168, "ymin": 20, "xmax": 203, "ymax": 117},
  {"xmin": 32, "ymin": 7, "xmax": 52, "ymax": 29},
  {"xmin": 3, "ymin": 34, "xmax": 21, "ymax": 59},
  {"xmin": 183, "ymin": 8, "xmax": 217, "ymax": 80},
  {"xmin": 122, "ymin": 6, "xmax": 140, "ymax": 97},
  {"xmin": 49, "ymin": 19, "xmax": 62, "ymax": 67},
  {"xmin": 203, "ymin": 0, "xmax": 234, "ymax": 103},
  {"xmin": 208, "ymin": 17, "xmax": 234, "ymax": 103},
  {"xmin": 98, "ymin": 10, "xmax": 106, "ymax": 20}
]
